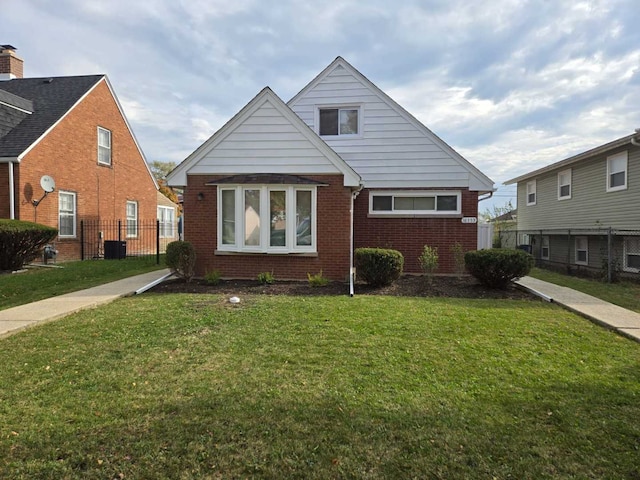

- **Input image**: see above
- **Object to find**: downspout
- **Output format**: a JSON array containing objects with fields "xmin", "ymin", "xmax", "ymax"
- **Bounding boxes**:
[
  {"xmin": 9, "ymin": 161, "xmax": 15, "ymax": 219},
  {"xmin": 349, "ymin": 184, "xmax": 364, "ymax": 297},
  {"xmin": 478, "ymin": 190, "xmax": 494, "ymax": 202}
]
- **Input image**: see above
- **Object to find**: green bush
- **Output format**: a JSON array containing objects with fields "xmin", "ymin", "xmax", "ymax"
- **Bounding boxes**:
[
  {"xmin": 418, "ymin": 245, "xmax": 439, "ymax": 284},
  {"xmin": 204, "ymin": 269, "xmax": 222, "ymax": 285},
  {"xmin": 355, "ymin": 247, "xmax": 404, "ymax": 287},
  {"xmin": 450, "ymin": 242, "xmax": 466, "ymax": 277},
  {"xmin": 165, "ymin": 241, "xmax": 196, "ymax": 282},
  {"xmin": 0, "ymin": 219, "xmax": 58, "ymax": 271},
  {"xmin": 307, "ymin": 270, "xmax": 330, "ymax": 287},
  {"xmin": 257, "ymin": 271, "xmax": 275, "ymax": 285},
  {"xmin": 464, "ymin": 248, "xmax": 534, "ymax": 289}
]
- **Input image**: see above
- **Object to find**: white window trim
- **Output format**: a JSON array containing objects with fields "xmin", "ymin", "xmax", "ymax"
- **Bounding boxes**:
[
  {"xmin": 623, "ymin": 236, "xmax": 640, "ymax": 273},
  {"xmin": 157, "ymin": 205, "xmax": 175, "ymax": 239},
  {"xmin": 606, "ymin": 151, "xmax": 628, "ymax": 193},
  {"xmin": 368, "ymin": 190, "xmax": 462, "ymax": 216},
  {"xmin": 97, "ymin": 126, "xmax": 112, "ymax": 166},
  {"xmin": 558, "ymin": 169, "xmax": 572, "ymax": 200},
  {"xmin": 126, "ymin": 200, "xmax": 138, "ymax": 238},
  {"xmin": 58, "ymin": 190, "xmax": 76, "ymax": 238},
  {"xmin": 575, "ymin": 236, "xmax": 588, "ymax": 265},
  {"xmin": 217, "ymin": 185, "xmax": 317, "ymax": 254},
  {"xmin": 315, "ymin": 104, "xmax": 363, "ymax": 139},
  {"xmin": 526, "ymin": 180, "xmax": 536, "ymax": 206},
  {"xmin": 541, "ymin": 236, "xmax": 550, "ymax": 260}
]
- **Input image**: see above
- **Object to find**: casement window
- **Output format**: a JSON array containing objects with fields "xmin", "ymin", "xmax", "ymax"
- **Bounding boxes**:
[
  {"xmin": 218, "ymin": 185, "xmax": 316, "ymax": 253},
  {"xmin": 157, "ymin": 206, "xmax": 175, "ymax": 238},
  {"xmin": 526, "ymin": 180, "xmax": 536, "ymax": 206},
  {"xmin": 58, "ymin": 191, "xmax": 76, "ymax": 238},
  {"xmin": 558, "ymin": 169, "xmax": 571, "ymax": 200},
  {"xmin": 607, "ymin": 151, "xmax": 627, "ymax": 192},
  {"xmin": 97, "ymin": 127, "xmax": 112, "ymax": 166},
  {"xmin": 623, "ymin": 237, "xmax": 640, "ymax": 272},
  {"xmin": 318, "ymin": 107, "xmax": 359, "ymax": 136},
  {"xmin": 541, "ymin": 236, "xmax": 550, "ymax": 260},
  {"xmin": 126, "ymin": 201, "xmax": 138, "ymax": 238},
  {"xmin": 369, "ymin": 191, "xmax": 461, "ymax": 215},
  {"xmin": 575, "ymin": 236, "xmax": 588, "ymax": 265}
]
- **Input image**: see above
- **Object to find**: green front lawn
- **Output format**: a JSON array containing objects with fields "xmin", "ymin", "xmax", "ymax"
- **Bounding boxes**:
[
  {"xmin": 1, "ymin": 293, "xmax": 639, "ymax": 479},
  {"xmin": 0, "ymin": 256, "xmax": 165, "ymax": 311},
  {"xmin": 529, "ymin": 267, "xmax": 640, "ymax": 313}
]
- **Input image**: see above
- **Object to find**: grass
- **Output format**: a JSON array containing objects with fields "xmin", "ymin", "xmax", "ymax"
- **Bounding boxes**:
[
  {"xmin": 0, "ymin": 256, "xmax": 165, "ymax": 311},
  {"xmin": 528, "ymin": 267, "xmax": 640, "ymax": 313},
  {"xmin": 1, "ymin": 293, "xmax": 639, "ymax": 479}
]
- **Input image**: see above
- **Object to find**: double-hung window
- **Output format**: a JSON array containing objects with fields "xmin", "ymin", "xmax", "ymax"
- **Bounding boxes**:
[
  {"xmin": 607, "ymin": 151, "xmax": 627, "ymax": 192},
  {"xmin": 541, "ymin": 236, "xmax": 550, "ymax": 260},
  {"xmin": 558, "ymin": 169, "xmax": 571, "ymax": 200},
  {"xmin": 575, "ymin": 236, "xmax": 588, "ymax": 265},
  {"xmin": 526, "ymin": 180, "xmax": 536, "ymax": 206},
  {"xmin": 623, "ymin": 237, "xmax": 640, "ymax": 272},
  {"xmin": 97, "ymin": 127, "xmax": 111, "ymax": 166},
  {"xmin": 157, "ymin": 206, "xmax": 175, "ymax": 238},
  {"xmin": 58, "ymin": 191, "xmax": 76, "ymax": 238},
  {"xmin": 369, "ymin": 191, "xmax": 461, "ymax": 215},
  {"xmin": 218, "ymin": 185, "xmax": 316, "ymax": 253},
  {"xmin": 126, "ymin": 201, "xmax": 138, "ymax": 238},
  {"xmin": 319, "ymin": 107, "xmax": 359, "ymax": 136}
]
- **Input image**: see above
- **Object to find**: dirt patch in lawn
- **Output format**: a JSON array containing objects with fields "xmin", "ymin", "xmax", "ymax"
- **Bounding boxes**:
[{"xmin": 150, "ymin": 274, "xmax": 535, "ymax": 300}]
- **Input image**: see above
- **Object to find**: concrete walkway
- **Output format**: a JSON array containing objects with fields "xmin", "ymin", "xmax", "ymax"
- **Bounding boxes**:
[
  {"xmin": 516, "ymin": 276, "xmax": 640, "ymax": 342},
  {"xmin": 0, "ymin": 269, "xmax": 172, "ymax": 338}
]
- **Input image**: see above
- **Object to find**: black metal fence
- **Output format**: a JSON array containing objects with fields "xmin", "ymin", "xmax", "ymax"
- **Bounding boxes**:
[
  {"xmin": 496, "ymin": 227, "xmax": 640, "ymax": 282},
  {"xmin": 79, "ymin": 219, "xmax": 177, "ymax": 263}
]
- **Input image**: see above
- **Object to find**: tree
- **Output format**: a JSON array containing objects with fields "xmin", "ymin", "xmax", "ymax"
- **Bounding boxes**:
[{"xmin": 149, "ymin": 160, "xmax": 176, "ymax": 180}]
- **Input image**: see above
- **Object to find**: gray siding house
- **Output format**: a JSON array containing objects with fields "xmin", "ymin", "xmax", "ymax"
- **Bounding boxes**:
[{"xmin": 504, "ymin": 132, "xmax": 640, "ymax": 277}]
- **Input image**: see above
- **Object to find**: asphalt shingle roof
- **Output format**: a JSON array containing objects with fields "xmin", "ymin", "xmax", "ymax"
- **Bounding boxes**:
[{"xmin": 0, "ymin": 75, "xmax": 104, "ymax": 158}]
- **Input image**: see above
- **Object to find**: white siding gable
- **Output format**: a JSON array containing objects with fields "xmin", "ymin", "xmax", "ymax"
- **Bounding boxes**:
[
  {"xmin": 167, "ymin": 88, "xmax": 360, "ymax": 187},
  {"xmin": 288, "ymin": 58, "xmax": 493, "ymax": 191}
]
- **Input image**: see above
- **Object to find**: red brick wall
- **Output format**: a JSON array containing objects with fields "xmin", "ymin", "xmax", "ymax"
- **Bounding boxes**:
[
  {"xmin": 0, "ymin": 53, "xmax": 24, "ymax": 78},
  {"xmin": 354, "ymin": 188, "xmax": 479, "ymax": 274},
  {"xmin": 12, "ymin": 79, "xmax": 157, "ymax": 261},
  {"xmin": 184, "ymin": 174, "xmax": 352, "ymax": 281}
]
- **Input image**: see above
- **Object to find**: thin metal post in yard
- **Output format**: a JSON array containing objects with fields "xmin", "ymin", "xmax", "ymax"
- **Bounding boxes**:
[
  {"xmin": 156, "ymin": 219, "xmax": 160, "ymax": 265},
  {"xmin": 608, "ymin": 227, "xmax": 613, "ymax": 283},
  {"xmin": 118, "ymin": 220, "xmax": 122, "ymax": 243},
  {"xmin": 80, "ymin": 220, "xmax": 84, "ymax": 260}
]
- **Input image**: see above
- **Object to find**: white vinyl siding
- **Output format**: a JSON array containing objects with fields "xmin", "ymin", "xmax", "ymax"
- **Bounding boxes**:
[
  {"xmin": 607, "ymin": 151, "xmax": 627, "ymax": 192},
  {"xmin": 369, "ymin": 190, "xmax": 461, "ymax": 216},
  {"xmin": 58, "ymin": 191, "xmax": 76, "ymax": 238},
  {"xmin": 623, "ymin": 237, "xmax": 640, "ymax": 272},
  {"xmin": 575, "ymin": 236, "xmax": 588, "ymax": 265},
  {"xmin": 558, "ymin": 169, "xmax": 571, "ymax": 200},
  {"xmin": 218, "ymin": 185, "xmax": 316, "ymax": 254},
  {"xmin": 97, "ymin": 127, "xmax": 111, "ymax": 166},
  {"xmin": 157, "ymin": 205, "xmax": 175, "ymax": 238},
  {"xmin": 126, "ymin": 201, "xmax": 138, "ymax": 238},
  {"xmin": 526, "ymin": 180, "xmax": 536, "ymax": 206}
]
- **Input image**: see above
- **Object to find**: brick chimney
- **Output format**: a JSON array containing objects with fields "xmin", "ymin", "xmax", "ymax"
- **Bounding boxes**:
[{"xmin": 0, "ymin": 45, "xmax": 24, "ymax": 80}]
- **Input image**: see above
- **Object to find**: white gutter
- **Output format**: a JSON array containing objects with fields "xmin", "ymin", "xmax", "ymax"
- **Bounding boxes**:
[
  {"xmin": 349, "ymin": 184, "xmax": 364, "ymax": 297},
  {"xmin": 9, "ymin": 161, "xmax": 14, "ymax": 219}
]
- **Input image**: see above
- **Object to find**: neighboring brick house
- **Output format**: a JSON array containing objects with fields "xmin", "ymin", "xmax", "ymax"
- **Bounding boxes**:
[
  {"xmin": 167, "ymin": 57, "xmax": 494, "ymax": 285},
  {"xmin": 0, "ymin": 45, "xmax": 158, "ymax": 261},
  {"xmin": 157, "ymin": 190, "xmax": 179, "ymax": 253}
]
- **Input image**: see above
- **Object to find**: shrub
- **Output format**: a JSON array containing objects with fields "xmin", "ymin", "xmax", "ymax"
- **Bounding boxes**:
[
  {"xmin": 307, "ymin": 270, "xmax": 330, "ymax": 287},
  {"xmin": 165, "ymin": 241, "xmax": 196, "ymax": 282},
  {"xmin": 0, "ymin": 219, "xmax": 58, "ymax": 271},
  {"xmin": 204, "ymin": 269, "xmax": 222, "ymax": 285},
  {"xmin": 450, "ymin": 242, "xmax": 466, "ymax": 277},
  {"xmin": 464, "ymin": 248, "xmax": 534, "ymax": 289},
  {"xmin": 418, "ymin": 245, "xmax": 439, "ymax": 284},
  {"xmin": 257, "ymin": 271, "xmax": 275, "ymax": 285},
  {"xmin": 355, "ymin": 247, "xmax": 404, "ymax": 287}
]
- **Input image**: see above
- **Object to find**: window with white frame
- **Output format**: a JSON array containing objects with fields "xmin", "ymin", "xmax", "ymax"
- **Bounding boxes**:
[
  {"xmin": 526, "ymin": 180, "xmax": 536, "ymax": 206},
  {"xmin": 218, "ymin": 185, "xmax": 316, "ymax": 253},
  {"xmin": 97, "ymin": 127, "xmax": 112, "ymax": 166},
  {"xmin": 369, "ymin": 191, "xmax": 461, "ymax": 215},
  {"xmin": 575, "ymin": 236, "xmax": 588, "ymax": 265},
  {"xmin": 541, "ymin": 236, "xmax": 550, "ymax": 260},
  {"xmin": 607, "ymin": 151, "xmax": 627, "ymax": 192},
  {"xmin": 623, "ymin": 237, "xmax": 640, "ymax": 272},
  {"xmin": 58, "ymin": 191, "xmax": 76, "ymax": 238},
  {"xmin": 157, "ymin": 206, "xmax": 175, "ymax": 238},
  {"xmin": 558, "ymin": 169, "xmax": 571, "ymax": 200},
  {"xmin": 318, "ymin": 107, "xmax": 359, "ymax": 136},
  {"xmin": 126, "ymin": 201, "xmax": 138, "ymax": 238}
]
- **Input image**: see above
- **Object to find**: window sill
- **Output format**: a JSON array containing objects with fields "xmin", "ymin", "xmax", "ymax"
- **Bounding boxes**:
[{"xmin": 215, "ymin": 250, "xmax": 318, "ymax": 257}]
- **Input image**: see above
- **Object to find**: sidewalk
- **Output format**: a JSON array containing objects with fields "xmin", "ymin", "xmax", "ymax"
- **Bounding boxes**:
[
  {"xmin": 0, "ymin": 269, "xmax": 172, "ymax": 338},
  {"xmin": 516, "ymin": 276, "xmax": 640, "ymax": 343}
]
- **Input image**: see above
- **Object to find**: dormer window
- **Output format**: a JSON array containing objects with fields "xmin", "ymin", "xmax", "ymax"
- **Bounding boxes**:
[{"xmin": 319, "ymin": 107, "xmax": 359, "ymax": 136}]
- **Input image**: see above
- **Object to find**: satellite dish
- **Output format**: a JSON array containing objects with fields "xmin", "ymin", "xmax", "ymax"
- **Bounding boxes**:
[{"xmin": 40, "ymin": 175, "xmax": 55, "ymax": 193}]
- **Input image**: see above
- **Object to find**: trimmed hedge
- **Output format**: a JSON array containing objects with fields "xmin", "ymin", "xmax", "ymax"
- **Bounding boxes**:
[
  {"xmin": 464, "ymin": 248, "xmax": 534, "ymax": 289},
  {"xmin": 0, "ymin": 219, "xmax": 58, "ymax": 271},
  {"xmin": 166, "ymin": 241, "xmax": 196, "ymax": 282},
  {"xmin": 355, "ymin": 247, "xmax": 404, "ymax": 287}
]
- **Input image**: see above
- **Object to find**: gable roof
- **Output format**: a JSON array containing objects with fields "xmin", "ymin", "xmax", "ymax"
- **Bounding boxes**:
[
  {"xmin": 504, "ymin": 132, "xmax": 640, "ymax": 185},
  {"xmin": 288, "ymin": 57, "xmax": 494, "ymax": 192},
  {"xmin": 167, "ymin": 87, "xmax": 361, "ymax": 187}
]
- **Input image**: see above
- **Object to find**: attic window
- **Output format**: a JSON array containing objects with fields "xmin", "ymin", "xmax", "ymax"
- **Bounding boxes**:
[
  {"xmin": 319, "ymin": 107, "xmax": 359, "ymax": 136},
  {"xmin": 98, "ymin": 127, "xmax": 112, "ymax": 166}
]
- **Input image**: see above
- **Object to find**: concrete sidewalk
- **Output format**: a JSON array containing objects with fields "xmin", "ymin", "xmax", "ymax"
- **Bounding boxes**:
[
  {"xmin": 516, "ymin": 276, "xmax": 640, "ymax": 342},
  {"xmin": 0, "ymin": 269, "xmax": 172, "ymax": 338}
]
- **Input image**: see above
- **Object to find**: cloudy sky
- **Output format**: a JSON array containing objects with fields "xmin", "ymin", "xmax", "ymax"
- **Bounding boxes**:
[{"xmin": 4, "ymin": 0, "xmax": 640, "ymax": 212}]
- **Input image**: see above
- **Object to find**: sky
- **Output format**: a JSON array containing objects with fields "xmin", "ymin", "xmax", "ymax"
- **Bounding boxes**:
[{"xmin": 4, "ymin": 0, "xmax": 640, "ymax": 214}]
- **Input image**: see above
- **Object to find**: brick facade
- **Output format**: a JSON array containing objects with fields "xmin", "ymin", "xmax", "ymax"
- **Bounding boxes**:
[
  {"xmin": 9, "ymin": 79, "xmax": 157, "ymax": 260},
  {"xmin": 353, "ymin": 189, "xmax": 479, "ymax": 274},
  {"xmin": 184, "ymin": 174, "xmax": 353, "ymax": 281},
  {"xmin": 0, "ymin": 52, "xmax": 23, "ymax": 79}
]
